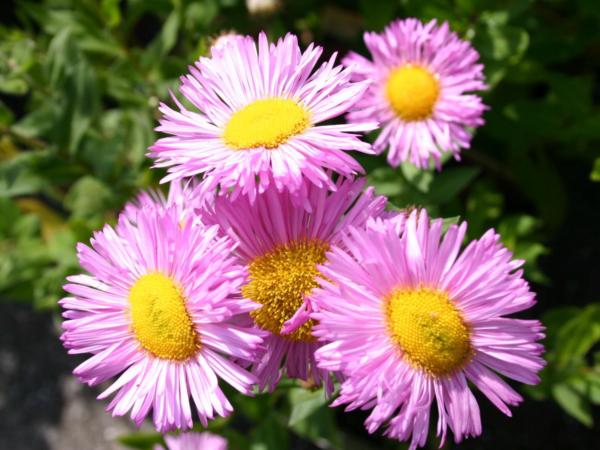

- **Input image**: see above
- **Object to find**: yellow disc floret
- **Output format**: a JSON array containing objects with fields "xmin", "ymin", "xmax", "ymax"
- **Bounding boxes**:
[
  {"xmin": 385, "ymin": 287, "xmax": 471, "ymax": 376},
  {"xmin": 129, "ymin": 272, "xmax": 199, "ymax": 361},
  {"xmin": 386, "ymin": 65, "xmax": 440, "ymax": 121},
  {"xmin": 223, "ymin": 98, "xmax": 310, "ymax": 150},
  {"xmin": 243, "ymin": 239, "xmax": 329, "ymax": 342}
]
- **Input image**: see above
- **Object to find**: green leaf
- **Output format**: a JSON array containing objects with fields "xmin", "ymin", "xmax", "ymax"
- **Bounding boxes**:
[
  {"xmin": 45, "ymin": 28, "xmax": 100, "ymax": 153},
  {"xmin": 590, "ymin": 158, "xmax": 600, "ymax": 181},
  {"xmin": 367, "ymin": 166, "xmax": 405, "ymax": 198},
  {"xmin": 427, "ymin": 167, "xmax": 480, "ymax": 204},
  {"xmin": 0, "ymin": 100, "xmax": 14, "ymax": 126},
  {"xmin": 465, "ymin": 180, "xmax": 504, "ymax": 236},
  {"xmin": 47, "ymin": 28, "xmax": 78, "ymax": 87},
  {"xmin": 46, "ymin": 228, "xmax": 77, "ymax": 263},
  {"xmin": 442, "ymin": 216, "xmax": 461, "ymax": 232},
  {"xmin": 552, "ymin": 383, "xmax": 593, "ymax": 427},
  {"xmin": 586, "ymin": 372, "xmax": 600, "ymax": 405},
  {"xmin": 541, "ymin": 306, "xmax": 580, "ymax": 360},
  {"xmin": 359, "ymin": 0, "xmax": 398, "ymax": 30},
  {"xmin": 554, "ymin": 305, "xmax": 600, "ymax": 366},
  {"xmin": 0, "ymin": 29, "xmax": 36, "ymax": 95},
  {"xmin": 11, "ymin": 104, "xmax": 60, "ymax": 139},
  {"xmin": 0, "ymin": 197, "xmax": 21, "ymax": 235},
  {"xmin": 101, "ymin": 0, "xmax": 122, "ymax": 28},
  {"xmin": 184, "ymin": 1, "xmax": 220, "ymax": 30},
  {"xmin": 289, "ymin": 390, "xmax": 342, "ymax": 449},
  {"xmin": 118, "ymin": 431, "xmax": 163, "ymax": 450},
  {"xmin": 0, "ymin": 152, "xmax": 48, "ymax": 197},
  {"xmin": 400, "ymin": 163, "xmax": 434, "ymax": 193},
  {"xmin": 33, "ymin": 8, "xmax": 123, "ymax": 57},
  {"xmin": 64, "ymin": 176, "xmax": 114, "ymax": 219},
  {"xmin": 63, "ymin": 59, "xmax": 99, "ymax": 153},
  {"xmin": 251, "ymin": 413, "xmax": 290, "ymax": 450},
  {"xmin": 0, "ymin": 78, "xmax": 28, "ymax": 95},
  {"xmin": 141, "ymin": 11, "xmax": 181, "ymax": 71},
  {"xmin": 497, "ymin": 214, "xmax": 548, "ymax": 283},
  {"xmin": 475, "ymin": 11, "xmax": 530, "ymax": 86},
  {"xmin": 288, "ymin": 387, "xmax": 327, "ymax": 426}
]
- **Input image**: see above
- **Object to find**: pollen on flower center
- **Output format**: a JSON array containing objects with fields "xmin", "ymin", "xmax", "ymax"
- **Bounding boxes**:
[
  {"xmin": 242, "ymin": 239, "xmax": 329, "ymax": 342},
  {"xmin": 386, "ymin": 65, "xmax": 440, "ymax": 121},
  {"xmin": 129, "ymin": 272, "xmax": 199, "ymax": 361},
  {"xmin": 385, "ymin": 287, "xmax": 471, "ymax": 376},
  {"xmin": 223, "ymin": 98, "xmax": 310, "ymax": 150}
]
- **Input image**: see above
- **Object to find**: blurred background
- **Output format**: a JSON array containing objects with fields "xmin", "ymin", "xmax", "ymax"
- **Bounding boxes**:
[{"xmin": 1, "ymin": 0, "xmax": 599, "ymax": 449}]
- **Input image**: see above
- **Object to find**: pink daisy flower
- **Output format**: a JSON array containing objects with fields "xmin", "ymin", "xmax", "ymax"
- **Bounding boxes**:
[
  {"xmin": 344, "ymin": 18, "xmax": 487, "ymax": 169},
  {"xmin": 313, "ymin": 210, "xmax": 545, "ymax": 449},
  {"xmin": 122, "ymin": 179, "xmax": 203, "ymax": 226},
  {"xmin": 204, "ymin": 177, "xmax": 387, "ymax": 392},
  {"xmin": 150, "ymin": 32, "xmax": 376, "ymax": 205},
  {"xmin": 155, "ymin": 431, "xmax": 227, "ymax": 450},
  {"xmin": 60, "ymin": 202, "xmax": 262, "ymax": 432}
]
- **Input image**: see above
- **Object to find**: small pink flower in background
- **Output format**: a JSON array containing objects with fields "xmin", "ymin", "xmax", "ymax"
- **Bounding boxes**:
[
  {"xmin": 150, "ymin": 32, "xmax": 376, "ymax": 207},
  {"xmin": 60, "ymin": 201, "xmax": 262, "ymax": 432},
  {"xmin": 156, "ymin": 431, "xmax": 227, "ymax": 450},
  {"xmin": 344, "ymin": 18, "xmax": 487, "ymax": 169},
  {"xmin": 313, "ymin": 210, "xmax": 544, "ymax": 449},
  {"xmin": 204, "ymin": 177, "xmax": 387, "ymax": 393}
]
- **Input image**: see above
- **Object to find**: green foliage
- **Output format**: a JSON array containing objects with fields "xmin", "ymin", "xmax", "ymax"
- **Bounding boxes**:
[
  {"xmin": 590, "ymin": 158, "xmax": 600, "ymax": 181},
  {"xmin": 1, "ymin": 0, "xmax": 599, "ymax": 447},
  {"xmin": 118, "ymin": 432, "xmax": 163, "ymax": 450},
  {"xmin": 528, "ymin": 304, "xmax": 600, "ymax": 427}
]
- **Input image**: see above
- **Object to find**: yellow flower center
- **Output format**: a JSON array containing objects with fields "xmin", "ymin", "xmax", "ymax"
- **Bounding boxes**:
[
  {"xmin": 129, "ymin": 273, "xmax": 199, "ymax": 361},
  {"xmin": 223, "ymin": 98, "xmax": 310, "ymax": 150},
  {"xmin": 385, "ymin": 287, "xmax": 471, "ymax": 376},
  {"xmin": 386, "ymin": 65, "xmax": 440, "ymax": 121},
  {"xmin": 242, "ymin": 239, "xmax": 328, "ymax": 342}
]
